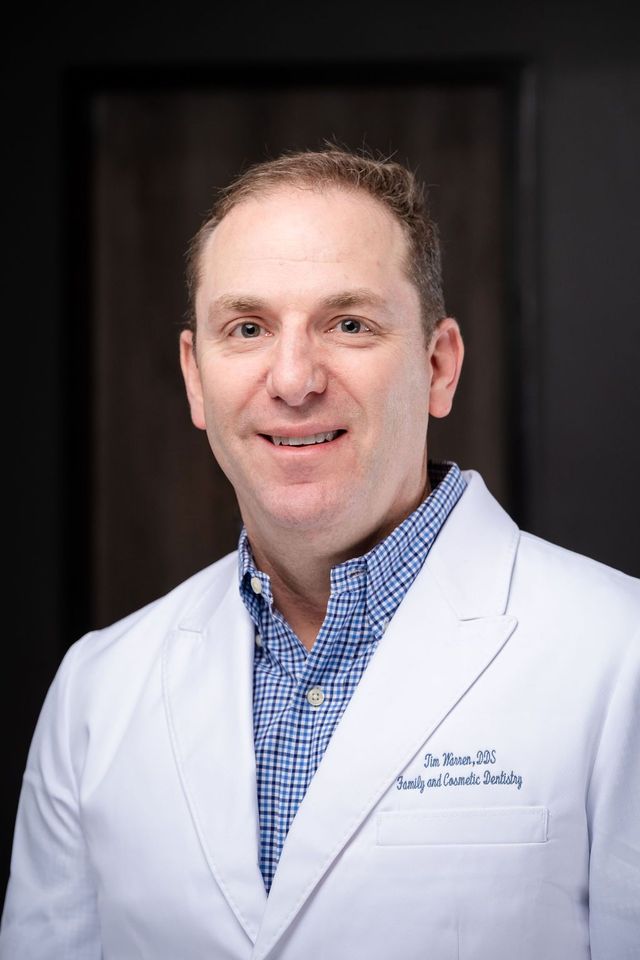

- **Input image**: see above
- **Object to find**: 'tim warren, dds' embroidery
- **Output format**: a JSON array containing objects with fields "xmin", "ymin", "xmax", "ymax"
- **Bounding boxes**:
[{"xmin": 396, "ymin": 747, "xmax": 524, "ymax": 793}]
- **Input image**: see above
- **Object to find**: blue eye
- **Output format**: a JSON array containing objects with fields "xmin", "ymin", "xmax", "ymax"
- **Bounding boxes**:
[
  {"xmin": 234, "ymin": 321, "xmax": 263, "ymax": 338},
  {"xmin": 339, "ymin": 318, "xmax": 363, "ymax": 334}
]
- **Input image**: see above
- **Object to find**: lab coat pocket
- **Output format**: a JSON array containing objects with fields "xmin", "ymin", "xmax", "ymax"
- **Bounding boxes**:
[{"xmin": 377, "ymin": 805, "xmax": 548, "ymax": 846}]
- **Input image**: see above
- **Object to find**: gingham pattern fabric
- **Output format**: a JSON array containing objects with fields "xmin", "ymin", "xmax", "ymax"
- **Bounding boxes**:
[{"xmin": 239, "ymin": 461, "xmax": 466, "ymax": 892}]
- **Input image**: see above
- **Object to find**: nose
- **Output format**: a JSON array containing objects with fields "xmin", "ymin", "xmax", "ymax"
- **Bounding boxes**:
[{"xmin": 265, "ymin": 329, "xmax": 328, "ymax": 406}]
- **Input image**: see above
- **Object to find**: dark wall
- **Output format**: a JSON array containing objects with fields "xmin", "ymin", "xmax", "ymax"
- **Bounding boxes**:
[{"xmin": 3, "ymin": 0, "xmax": 639, "ymax": 905}]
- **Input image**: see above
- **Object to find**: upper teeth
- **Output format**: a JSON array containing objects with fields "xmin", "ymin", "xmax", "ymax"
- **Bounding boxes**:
[{"xmin": 272, "ymin": 431, "xmax": 339, "ymax": 446}]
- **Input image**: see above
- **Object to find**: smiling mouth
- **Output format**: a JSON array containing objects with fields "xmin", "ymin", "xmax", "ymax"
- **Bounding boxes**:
[{"xmin": 263, "ymin": 430, "xmax": 345, "ymax": 447}]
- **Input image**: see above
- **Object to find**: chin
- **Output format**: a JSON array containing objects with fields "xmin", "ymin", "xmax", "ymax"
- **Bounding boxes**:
[{"xmin": 257, "ymin": 485, "xmax": 348, "ymax": 532}]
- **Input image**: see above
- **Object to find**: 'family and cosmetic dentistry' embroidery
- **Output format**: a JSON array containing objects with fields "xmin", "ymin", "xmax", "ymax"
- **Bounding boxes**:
[{"xmin": 396, "ymin": 748, "xmax": 524, "ymax": 793}]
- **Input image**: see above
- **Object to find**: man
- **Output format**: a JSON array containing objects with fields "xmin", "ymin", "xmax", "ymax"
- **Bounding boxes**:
[{"xmin": 1, "ymin": 148, "xmax": 639, "ymax": 959}]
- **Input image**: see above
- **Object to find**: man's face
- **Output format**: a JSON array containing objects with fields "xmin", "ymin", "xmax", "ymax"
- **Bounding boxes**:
[{"xmin": 181, "ymin": 186, "xmax": 456, "ymax": 556}]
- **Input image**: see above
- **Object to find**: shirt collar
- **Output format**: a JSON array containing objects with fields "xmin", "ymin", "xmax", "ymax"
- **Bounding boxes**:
[{"xmin": 238, "ymin": 461, "xmax": 466, "ymax": 636}]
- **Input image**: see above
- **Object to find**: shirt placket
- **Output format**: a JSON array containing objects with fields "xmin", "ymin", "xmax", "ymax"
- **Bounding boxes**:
[{"xmin": 274, "ymin": 584, "xmax": 359, "ymax": 850}]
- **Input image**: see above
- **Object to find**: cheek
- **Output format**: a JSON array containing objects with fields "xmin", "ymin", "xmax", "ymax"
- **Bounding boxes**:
[
  {"xmin": 198, "ymin": 389, "xmax": 237, "ymax": 461},
  {"xmin": 380, "ymin": 368, "xmax": 431, "ymax": 437},
  {"xmin": 361, "ymin": 381, "xmax": 429, "ymax": 484},
  {"xmin": 199, "ymin": 365, "xmax": 245, "ymax": 428},
  {"xmin": 199, "ymin": 380, "xmax": 262, "ymax": 480}
]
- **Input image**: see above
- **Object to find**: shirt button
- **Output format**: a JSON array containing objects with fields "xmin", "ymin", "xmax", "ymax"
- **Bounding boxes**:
[
  {"xmin": 306, "ymin": 686, "xmax": 325, "ymax": 708},
  {"xmin": 250, "ymin": 576, "xmax": 262, "ymax": 595},
  {"xmin": 255, "ymin": 633, "xmax": 263, "ymax": 647}
]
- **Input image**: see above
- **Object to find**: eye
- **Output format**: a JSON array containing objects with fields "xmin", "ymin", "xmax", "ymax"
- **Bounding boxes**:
[
  {"xmin": 337, "ymin": 317, "xmax": 368, "ymax": 334},
  {"xmin": 231, "ymin": 321, "xmax": 264, "ymax": 339}
]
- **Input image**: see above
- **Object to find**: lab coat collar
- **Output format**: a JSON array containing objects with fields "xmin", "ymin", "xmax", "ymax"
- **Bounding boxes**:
[
  {"xmin": 163, "ymin": 576, "xmax": 268, "ymax": 943},
  {"xmin": 429, "ymin": 470, "xmax": 520, "ymax": 619}
]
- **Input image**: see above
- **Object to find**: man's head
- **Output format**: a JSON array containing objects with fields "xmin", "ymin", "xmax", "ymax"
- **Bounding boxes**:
[
  {"xmin": 186, "ymin": 147, "xmax": 446, "ymax": 344},
  {"xmin": 180, "ymin": 148, "xmax": 463, "ymax": 559}
]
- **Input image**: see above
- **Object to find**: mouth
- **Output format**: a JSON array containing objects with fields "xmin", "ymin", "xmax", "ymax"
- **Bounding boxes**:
[{"xmin": 261, "ymin": 429, "xmax": 346, "ymax": 447}]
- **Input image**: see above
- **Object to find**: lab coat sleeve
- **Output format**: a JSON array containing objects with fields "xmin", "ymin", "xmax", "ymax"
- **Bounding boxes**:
[
  {"xmin": 0, "ymin": 641, "xmax": 101, "ymax": 959},
  {"xmin": 587, "ymin": 626, "xmax": 640, "ymax": 960}
]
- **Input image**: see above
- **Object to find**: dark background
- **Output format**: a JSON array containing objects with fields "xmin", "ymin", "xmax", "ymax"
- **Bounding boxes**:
[{"xmin": 2, "ymin": 0, "xmax": 639, "ymax": 909}]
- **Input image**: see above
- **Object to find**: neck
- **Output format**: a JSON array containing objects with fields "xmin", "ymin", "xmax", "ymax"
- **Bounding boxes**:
[
  {"xmin": 250, "ymin": 543, "xmax": 331, "ymax": 651},
  {"xmin": 245, "ymin": 475, "xmax": 432, "ymax": 652}
]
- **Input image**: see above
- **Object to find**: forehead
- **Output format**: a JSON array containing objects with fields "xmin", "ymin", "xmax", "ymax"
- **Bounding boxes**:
[{"xmin": 196, "ymin": 186, "xmax": 412, "ymax": 303}]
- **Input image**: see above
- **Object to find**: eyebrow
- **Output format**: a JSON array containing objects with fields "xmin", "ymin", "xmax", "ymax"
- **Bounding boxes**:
[
  {"xmin": 208, "ymin": 295, "xmax": 268, "ymax": 317},
  {"xmin": 207, "ymin": 288, "xmax": 387, "ymax": 321},
  {"xmin": 320, "ymin": 289, "xmax": 387, "ymax": 311}
]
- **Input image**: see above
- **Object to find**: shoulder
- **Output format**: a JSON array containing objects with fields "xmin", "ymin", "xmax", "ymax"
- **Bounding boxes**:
[
  {"xmin": 507, "ymin": 529, "xmax": 640, "ymax": 707},
  {"xmin": 57, "ymin": 551, "xmax": 240, "ymax": 688},
  {"xmin": 456, "ymin": 469, "xmax": 640, "ymax": 615},
  {"xmin": 514, "ymin": 530, "xmax": 640, "ymax": 626},
  {"xmin": 450, "ymin": 470, "xmax": 640, "ymax": 655},
  {"xmin": 27, "ymin": 552, "xmax": 242, "ymax": 779}
]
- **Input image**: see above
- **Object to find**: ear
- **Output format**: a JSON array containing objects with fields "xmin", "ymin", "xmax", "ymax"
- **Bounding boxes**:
[
  {"xmin": 179, "ymin": 330, "xmax": 207, "ymax": 431},
  {"xmin": 427, "ymin": 318, "xmax": 464, "ymax": 419}
]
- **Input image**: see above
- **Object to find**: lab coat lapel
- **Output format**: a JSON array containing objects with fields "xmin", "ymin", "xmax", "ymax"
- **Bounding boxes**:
[
  {"xmin": 163, "ymin": 576, "xmax": 267, "ymax": 943},
  {"xmin": 253, "ymin": 472, "xmax": 519, "ymax": 960}
]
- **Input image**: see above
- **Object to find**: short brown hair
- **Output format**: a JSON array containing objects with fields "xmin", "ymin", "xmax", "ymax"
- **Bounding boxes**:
[{"xmin": 185, "ymin": 146, "xmax": 445, "ymax": 340}]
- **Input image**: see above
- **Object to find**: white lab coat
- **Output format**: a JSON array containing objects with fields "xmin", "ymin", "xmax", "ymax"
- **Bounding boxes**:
[{"xmin": 1, "ymin": 471, "xmax": 639, "ymax": 959}]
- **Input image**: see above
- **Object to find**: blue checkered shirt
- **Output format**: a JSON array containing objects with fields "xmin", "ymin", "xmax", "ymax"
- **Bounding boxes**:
[{"xmin": 239, "ymin": 461, "xmax": 466, "ymax": 892}]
